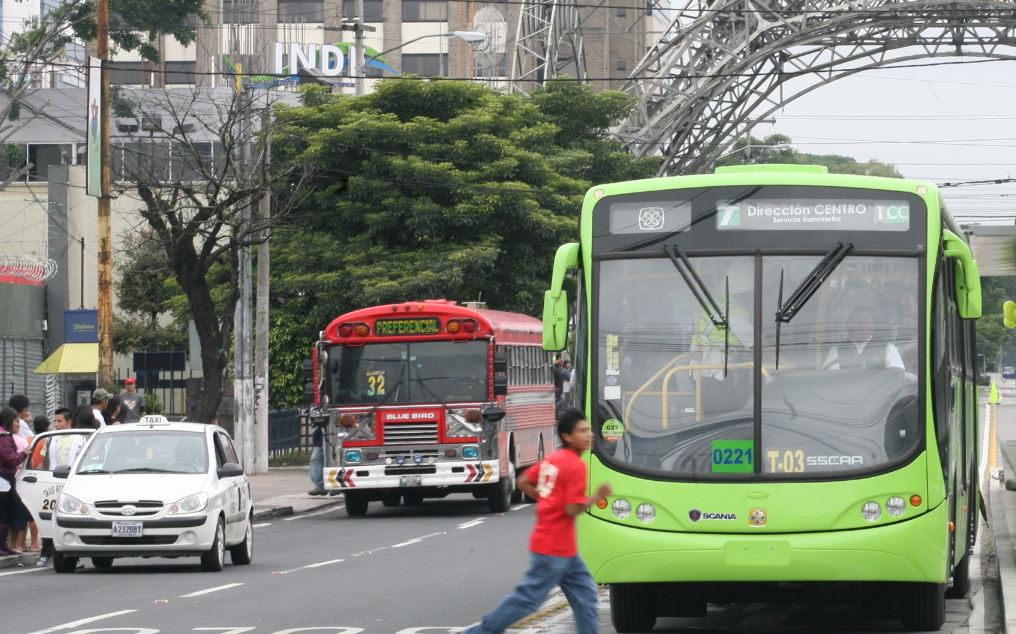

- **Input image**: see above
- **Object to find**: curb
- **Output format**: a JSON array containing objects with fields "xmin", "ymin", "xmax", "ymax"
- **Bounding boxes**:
[
  {"xmin": 992, "ymin": 440, "xmax": 1016, "ymax": 633},
  {"xmin": 252, "ymin": 499, "xmax": 345, "ymax": 522},
  {"xmin": 0, "ymin": 552, "xmax": 39, "ymax": 570}
]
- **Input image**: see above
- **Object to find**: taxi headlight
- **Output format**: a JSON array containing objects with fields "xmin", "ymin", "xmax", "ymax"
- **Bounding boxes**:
[
  {"xmin": 168, "ymin": 493, "xmax": 208, "ymax": 515},
  {"xmin": 57, "ymin": 494, "xmax": 91, "ymax": 516}
]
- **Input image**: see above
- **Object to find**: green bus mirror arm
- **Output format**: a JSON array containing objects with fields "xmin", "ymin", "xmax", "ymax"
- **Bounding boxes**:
[
  {"xmin": 550, "ymin": 243, "xmax": 581, "ymax": 294},
  {"xmin": 543, "ymin": 243, "xmax": 580, "ymax": 351},
  {"xmin": 942, "ymin": 229, "xmax": 982, "ymax": 319}
]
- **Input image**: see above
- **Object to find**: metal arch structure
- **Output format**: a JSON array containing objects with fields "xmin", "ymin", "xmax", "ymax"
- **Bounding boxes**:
[
  {"xmin": 510, "ymin": 0, "xmax": 587, "ymax": 94},
  {"xmin": 620, "ymin": 0, "xmax": 1016, "ymax": 175}
]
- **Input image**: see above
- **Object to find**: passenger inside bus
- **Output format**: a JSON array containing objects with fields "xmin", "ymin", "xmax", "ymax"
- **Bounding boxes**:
[{"xmin": 823, "ymin": 302, "xmax": 905, "ymax": 371}]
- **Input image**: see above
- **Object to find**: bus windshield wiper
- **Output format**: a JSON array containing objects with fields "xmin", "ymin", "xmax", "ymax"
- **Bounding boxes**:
[
  {"xmin": 774, "ymin": 242, "xmax": 853, "ymax": 368},
  {"xmin": 665, "ymin": 244, "xmax": 730, "ymax": 377}
]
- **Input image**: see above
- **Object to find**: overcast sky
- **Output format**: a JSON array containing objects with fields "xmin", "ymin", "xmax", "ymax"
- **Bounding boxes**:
[{"xmin": 745, "ymin": 58, "xmax": 1016, "ymax": 227}]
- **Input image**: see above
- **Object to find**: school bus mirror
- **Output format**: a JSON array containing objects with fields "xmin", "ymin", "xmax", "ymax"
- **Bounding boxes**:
[
  {"xmin": 1003, "ymin": 301, "xmax": 1016, "ymax": 328},
  {"xmin": 493, "ymin": 374, "xmax": 509, "ymax": 397},
  {"xmin": 543, "ymin": 289, "xmax": 569, "ymax": 351},
  {"xmin": 942, "ymin": 230, "xmax": 982, "ymax": 319},
  {"xmin": 482, "ymin": 405, "xmax": 506, "ymax": 423},
  {"xmin": 493, "ymin": 350, "xmax": 508, "ymax": 374}
]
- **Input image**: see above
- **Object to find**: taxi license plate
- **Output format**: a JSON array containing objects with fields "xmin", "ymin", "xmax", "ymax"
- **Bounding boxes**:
[
  {"xmin": 400, "ymin": 475, "xmax": 422, "ymax": 487},
  {"xmin": 111, "ymin": 521, "xmax": 143, "ymax": 538}
]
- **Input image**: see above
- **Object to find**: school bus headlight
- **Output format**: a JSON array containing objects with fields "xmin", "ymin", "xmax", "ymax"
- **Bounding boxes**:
[
  {"xmin": 636, "ymin": 503, "xmax": 656, "ymax": 523},
  {"xmin": 861, "ymin": 501, "xmax": 881, "ymax": 522},
  {"xmin": 344, "ymin": 449, "xmax": 363, "ymax": 464},
  {"xmin": 612, "ymin": 498, "xmax": 632, "ymax": 519},
  {"xmin": 462, "ymin": 445, "xmax": 480, "ymax": 460},
  {"xmin": 886, "ymin": 496, "xmax": 906, "ymax": 516}
]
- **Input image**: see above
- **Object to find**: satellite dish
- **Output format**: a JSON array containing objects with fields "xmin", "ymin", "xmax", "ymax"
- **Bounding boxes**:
[{"xmin": 472, "ymin": 7, "xmax": 508, "ymax": 71}]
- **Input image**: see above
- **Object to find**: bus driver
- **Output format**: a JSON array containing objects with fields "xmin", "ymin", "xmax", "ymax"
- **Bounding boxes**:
[{"xmin": 824, "ymin": 303, "xmax": 905, "ymax": 371}]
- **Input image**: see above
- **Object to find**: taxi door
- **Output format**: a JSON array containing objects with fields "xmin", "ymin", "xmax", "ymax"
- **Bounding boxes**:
[
  {"xmin": 16, "ymin": 430, "xmax": 94, "ymax": 538},
  {"xmin": 212, "ymin": 431, "xmax": 245, "ymax": 543}
]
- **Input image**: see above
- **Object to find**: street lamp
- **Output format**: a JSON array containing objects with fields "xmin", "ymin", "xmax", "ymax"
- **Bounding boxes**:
[{"xmin": 364, "ymin": 31, "xmax": 488, "ymax": 78}]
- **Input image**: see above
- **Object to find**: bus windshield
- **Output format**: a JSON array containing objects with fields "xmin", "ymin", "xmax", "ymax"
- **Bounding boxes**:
[
  {"xmin": 596, "ymin": 255, "xmax": 920, "ymax": 479},
  {"xmin": 326, "ymin": 340, "xmax": 489, "ymax": 406}
]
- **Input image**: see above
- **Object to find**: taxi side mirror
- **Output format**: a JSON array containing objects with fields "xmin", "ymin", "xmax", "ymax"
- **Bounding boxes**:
[
  {"xmin": 53, "ymin": 465, "xmax": 72, "ymax": 479},
  {"xmin": 217, "ymin": 462, "xmax": 244, "ymax": 478}
]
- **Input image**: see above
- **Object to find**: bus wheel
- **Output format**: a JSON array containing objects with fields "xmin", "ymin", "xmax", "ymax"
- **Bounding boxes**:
[
  {"xmin": 610, "ymin": 584, "xmax": 657, "ymax": 633},
  {"xmin": 899, "ymin": 582, "xmax": 945, "ymax": 631},
  {"xmin": 510, "ymin": 461, "xmax": 524, "ymax": 504},
  {"xmin": 946, "ymin": 553, "xmax": 971, "ymax": 598},
  {"xmin": 345, "ymin": 491, "xmax": 369, "ymax": 517},
  {"xmin": 382, "ymin": 491, "xmax": 401, "ymax": 507},
  {"xmin": 488, "ymin": 463, "xmax": 514, "ymax": 513}
]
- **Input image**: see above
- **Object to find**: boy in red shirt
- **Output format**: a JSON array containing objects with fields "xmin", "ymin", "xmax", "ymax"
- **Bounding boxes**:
[{"xmin": 464, "ymin": 408, "xmax": 611, "ymax": 634}]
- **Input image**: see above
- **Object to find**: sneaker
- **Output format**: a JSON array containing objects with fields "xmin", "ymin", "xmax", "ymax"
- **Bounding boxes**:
[
  {"xmin": 328, "ymin": 490, "xmax": 342, "ymax": 496},
  {"xmin": 307, "ymin": 488, "xmax": 327, "ymax": 496},
  {"xmin": 36, "ymin": 557, "xmax": 50, "ymax": 567}
]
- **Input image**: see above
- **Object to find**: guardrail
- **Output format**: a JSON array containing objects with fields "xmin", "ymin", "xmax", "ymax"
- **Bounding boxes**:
[{"xmin": 268, "ymin": 408, "xmax": 312, "ymax": 457}]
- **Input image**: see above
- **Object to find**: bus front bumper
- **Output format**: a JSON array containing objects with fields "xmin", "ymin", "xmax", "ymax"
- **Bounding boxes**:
[
  {"xmin": 580, "ymin": 502, "xmax": 947, "ymax": 584},
  {"xmin": 323, "ymin": 460, "xmax": 501, "ymax": 490}
]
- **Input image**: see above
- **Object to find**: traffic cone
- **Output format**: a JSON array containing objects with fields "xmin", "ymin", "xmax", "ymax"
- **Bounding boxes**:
[{"xmin": 990, "ymin": 380, "xmax": 1001, "ymax": 405}]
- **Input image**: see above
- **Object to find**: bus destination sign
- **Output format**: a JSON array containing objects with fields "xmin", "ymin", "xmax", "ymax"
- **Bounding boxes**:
[
  {"xmin": 375, "ymin": 318, "xmax": 442, "ymax": 337},
  {"xmin": 716, "ymin": 199, "xmax": 910, "ymax": 231}
]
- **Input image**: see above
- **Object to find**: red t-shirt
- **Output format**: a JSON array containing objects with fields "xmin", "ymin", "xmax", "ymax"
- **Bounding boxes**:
[{"xmin": 525, "ymin": 448, "xmax": 588, "ymax": 557}]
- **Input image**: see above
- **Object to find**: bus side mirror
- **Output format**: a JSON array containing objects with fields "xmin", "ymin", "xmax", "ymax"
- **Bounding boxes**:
[
  {"xmin": 482, "ymin": 406, "xmax": 505, "ymax": 423},
  {"xmin": 493, "ymin": 350, "xmax": 508, "ymax": 374},
  {"xmin": 302, "ymin": 358, "xmax": 314, "ymax": 382},
  {"xmin": 543, "ymin": 242, "xmax": 580, "ymax": 351},
  {"xmin": 303, "ymin": 358, "xmax": 318, "ymax": 405},
  {"xmin": 493, "ymin": 374, "xmax": 508, "ymax": 397},
  {"xmin": 943, "ymin": 230, "xmax": 982, "ymax": 319}
]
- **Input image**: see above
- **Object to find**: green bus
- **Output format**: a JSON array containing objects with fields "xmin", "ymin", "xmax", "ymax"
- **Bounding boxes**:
[{"xmin": 542, "ymin": 164, "xmax": 981, "ymax": 632}]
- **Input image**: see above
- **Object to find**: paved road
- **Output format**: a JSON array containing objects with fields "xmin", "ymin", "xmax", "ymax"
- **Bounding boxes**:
[{"xmin": 5, "ymin": 386, "xmax": 1007, "ymax": 634}]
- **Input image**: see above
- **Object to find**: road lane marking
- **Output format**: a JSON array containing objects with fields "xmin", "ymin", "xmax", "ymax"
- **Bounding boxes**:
[
  {"xmin": 0, "ymin": 567, "xmax": 46, "ymax": 577},
  {"xmin": 391, "ymin": 531, "xmax": 444, "ymax": 548},
  {"xmin": 276, "ymin": 558, "xmax": 345, "ymax": 575},
  {"xmin": 303, "ymin": 558, "xmax": 345, "ymax": 569},
  {"xmin": 457, "ymin": 520, "xmax": 484, "ymax": 530},
  {"xmin": 510, "ymin": 504, "xmax": 532, "ymax": 511},
  {"xmin": 253, "ymin": 522, "xmax": 272, "ymax": 528},
  {"xmin": 283, "ymin": 506, "xmax": 345, "ymax": 521},
  {"xmin": 27, "ymin": 609, "xmax": 138, "ymax": 634},
  {"xmin": 179, "ymin": 582, "xmax": 245, "ymax": 598},
  {"xmin": 980, "ymin": 400, "xmax": 992, "ymax": 482}
]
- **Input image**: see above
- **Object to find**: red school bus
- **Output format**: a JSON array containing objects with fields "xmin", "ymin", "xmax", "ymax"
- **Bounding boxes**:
[{"xmin": 307, "ymin": 300, "xmax": 557, "ymax": 517}]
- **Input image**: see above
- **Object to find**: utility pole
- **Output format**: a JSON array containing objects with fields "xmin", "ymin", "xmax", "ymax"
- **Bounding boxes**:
[
  {"xmin": 96, "ymin": 0, "xmax": 113, "ymax": 388},
  {"xmin": 253, "ymin": 103, "xmax": 271, "ymax": 475},
  {"xmin": 234, "ymin": 88, "xmax": 255, "ymax": 471},
  {"xmin": 742, "ymin": 116, "xmax": 776, "ymax": 164},
  {"xmin": 342, "ymin": 0, "xmax": 375, "ymax": 96}
]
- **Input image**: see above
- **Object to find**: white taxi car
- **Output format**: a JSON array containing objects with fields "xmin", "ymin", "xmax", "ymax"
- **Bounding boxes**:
[{"xmin": 51, "ymin": 418, "xmax": 253, "ymax": 573}]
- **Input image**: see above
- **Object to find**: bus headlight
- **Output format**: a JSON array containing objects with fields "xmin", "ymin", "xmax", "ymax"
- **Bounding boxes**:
[
  {"xmin": 446, "ymin": 409, "xmax": 482, "ymax": 437},
  {"xmin": 886, "ymin": 496, "xmax": 906, "ymax": 517},
  {"xmin": 344, "ymin": 449, "xmax": 363, "ymax": 464},
  {"xmin": 636, "ymin": 503, "xmax": 656, "ymax": 523},
  {"xmin": 861, "ymin": 501, "xmax": 881, "ymax": 521},
  {"xmin": 462, "ymin": 445, "xmax": 480, "ymax": 460},
  {"xmin": 612, "ymin": 498, "xmax": 632, "ymax": 519}
]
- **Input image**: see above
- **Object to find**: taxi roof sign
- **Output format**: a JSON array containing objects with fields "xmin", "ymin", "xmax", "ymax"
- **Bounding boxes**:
[{"xmin": 138, "ymin": 414, "xmax": 170, "ymax": 426}]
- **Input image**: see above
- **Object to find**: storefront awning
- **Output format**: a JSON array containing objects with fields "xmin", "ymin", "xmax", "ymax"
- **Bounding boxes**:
[{"xmin": 34, "ymin": 343, "xmax": 98, "ymax": 374}]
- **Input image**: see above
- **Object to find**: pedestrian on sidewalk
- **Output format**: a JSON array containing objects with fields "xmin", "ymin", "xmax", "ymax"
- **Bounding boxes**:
[
  {"xmin": 308, "ymin": 418, "xmax": 326, "ymax": 496},
  {"xmin": 119, "ymin": 378, "xmax": 145, "ymax": 423},
  {"xmin": 463, "ymin": 408, "xmax": 611, "ymax": 634},
  {"xmin": 8, "ymin": 395, "xmax": 33, "ymax": 440},
  {"xmin": 0, "ymin": 407, "xmax": 29, "ymax": 556}
]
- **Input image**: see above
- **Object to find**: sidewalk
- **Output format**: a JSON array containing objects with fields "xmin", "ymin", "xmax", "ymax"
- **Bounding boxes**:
[{"xmin": 0, "ymin": 466, "xmax": 342, "ymax": 570}]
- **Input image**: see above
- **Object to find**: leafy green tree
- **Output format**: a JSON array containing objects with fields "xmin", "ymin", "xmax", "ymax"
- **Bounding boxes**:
[
  {"xmin": 716, "ymin": 133, "xmax": 903, "ymax": 177},
  {"xmin": 268, "ymin": 79, "xmax": 659, "ymax": 407},
  {"xmin": 113, "ymin": 230, "xmax": 187, "ymax": 354}
]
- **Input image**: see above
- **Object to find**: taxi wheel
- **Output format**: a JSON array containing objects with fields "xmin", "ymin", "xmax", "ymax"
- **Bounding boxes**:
[
  {"xmin": 229, "ymin": 517, "xmax": 253, "ymax": 566},
  {"xmin": 52, "ymin": 552, "xmax": 78, "ymax": 574},
  {"xmin": 91, "ymin": 557, "xmax": 114, "ymax": 569},
  {"xmin": 200, "ymin": 518, "xmax": 225, "ymax": 572}
]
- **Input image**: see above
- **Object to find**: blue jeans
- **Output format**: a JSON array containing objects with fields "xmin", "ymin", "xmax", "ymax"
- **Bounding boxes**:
[
  {"xmin": 309, "ymin": 446, "xmax": 324, "ymax": 489},
  {"xmin": 465, "ymin": 552, "xmax": 598, "ymax": 634}
]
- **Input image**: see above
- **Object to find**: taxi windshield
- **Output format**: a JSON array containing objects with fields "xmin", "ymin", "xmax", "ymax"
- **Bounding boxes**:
[{"xmin": 76, "ymin": 431, "xmax": 208, "ymax": 475}]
